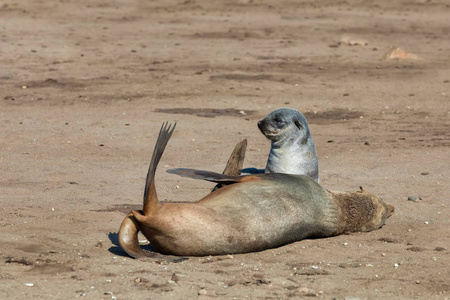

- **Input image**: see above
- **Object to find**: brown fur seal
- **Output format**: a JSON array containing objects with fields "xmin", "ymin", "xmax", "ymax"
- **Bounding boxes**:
[
  {"xmin": 118, "ymin": 122, "xmax": 394, "ymax": 258},
  {"xmin": 257, "ymin": 108, "xmax": 319, "ymax": 182}
]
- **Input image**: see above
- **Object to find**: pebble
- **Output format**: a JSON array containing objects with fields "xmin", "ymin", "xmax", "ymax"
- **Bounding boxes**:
[
  {"xmin": 198, "ymin": 289, "xmax": 207, "ymax": 295},
  {"xmin": 25, "ymin": 283, "xmax": 34, "ymax": 287},
  {"xmin": 382, "ymin": 48, "xmax": 419, "ymax": 60},
  {"xmin": 299, "ymin": 287, "xmax": 309, "ymax": 293},
  {"xmin": 340, "ymin": 35, "xmax": 368, "ymax": 46},
  {"xmin": 104, "ymin": 292, "xmax": 117, "ymax": 300},
  {"xmin": 216, "ymin": 291, "xmax": 228, "ymax": 295},
  {"xmin": 408, "ymin": 196, "xmax": 419, "ymax": 202}
]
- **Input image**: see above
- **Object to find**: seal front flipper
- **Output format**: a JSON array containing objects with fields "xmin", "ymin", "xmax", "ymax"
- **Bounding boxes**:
[{"xmin": 167, "ymin": 168, "xmax": 260, "ymax": 185}]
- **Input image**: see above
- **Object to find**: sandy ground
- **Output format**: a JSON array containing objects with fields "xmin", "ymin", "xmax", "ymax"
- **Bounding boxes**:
[{"xmin": 1, "ymin": 0, "xmax": 449, "ymax": 299}]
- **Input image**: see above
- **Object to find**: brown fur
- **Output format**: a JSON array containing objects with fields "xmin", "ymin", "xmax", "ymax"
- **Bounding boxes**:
[{"xmin": 329, "ymin": 191, "xmax": 393, "ymax": 234}]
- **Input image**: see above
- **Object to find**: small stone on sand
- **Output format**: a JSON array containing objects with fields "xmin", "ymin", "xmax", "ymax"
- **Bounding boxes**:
[
  {"xmin": 382, "ymin": 48, "xmax": 419, "ymax": 60},
  {"xmin": 408, "ymin": 196, "xmax": 419, "ymax": 202}
]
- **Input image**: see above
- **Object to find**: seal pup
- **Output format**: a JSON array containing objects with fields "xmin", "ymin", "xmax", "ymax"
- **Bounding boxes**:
[
  {"xmin": 256, "ymin": 108, "xmax": 319, "ymax": 182},
  {"xmin": 118, "ymin": 122, "xmax": 394, "ymax": 258}
]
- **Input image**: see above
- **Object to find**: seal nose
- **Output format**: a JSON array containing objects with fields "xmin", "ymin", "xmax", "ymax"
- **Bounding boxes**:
[
  {"xmin": 257, "ymin": 120, "xmax": 262, "ymax": 130},
  {"xmin": 387, "ymin": 204, "xmax": 395, "ymax": 218}
]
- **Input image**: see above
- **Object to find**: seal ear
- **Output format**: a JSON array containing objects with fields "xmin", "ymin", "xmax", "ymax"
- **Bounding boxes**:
[{"xmin": 294, "ymin": 120, "xmax": 303, "ymax": 130}]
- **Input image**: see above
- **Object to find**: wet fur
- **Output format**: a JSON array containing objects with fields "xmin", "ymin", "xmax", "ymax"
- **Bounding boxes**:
[{"xmin": 118, "ymin": 122, "xmax": 394, "ymax": 259}]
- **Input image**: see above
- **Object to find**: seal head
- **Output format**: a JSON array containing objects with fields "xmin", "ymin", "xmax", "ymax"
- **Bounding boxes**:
[{"xmin": 258, "ymin": 108, "xmax": 319, "ymax": 182}]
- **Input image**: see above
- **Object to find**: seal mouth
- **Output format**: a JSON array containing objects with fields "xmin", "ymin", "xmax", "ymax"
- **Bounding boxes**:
[
  {"xmin": 259, "ymin": 127, "xmax": 280, "ymax": 136},
  {"xmin": 261, "ymin": 131, "xmax": 279, "ymax": 137}
]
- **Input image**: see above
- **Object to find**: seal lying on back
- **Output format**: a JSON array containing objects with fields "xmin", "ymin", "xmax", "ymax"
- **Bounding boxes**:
[
  {"xmin": 257, "ymin": 108, "xmax": 319, "ymax": 182},
  {"xmin": 118, "ymin": 122, "xmax": 394, "ymax": 258}
]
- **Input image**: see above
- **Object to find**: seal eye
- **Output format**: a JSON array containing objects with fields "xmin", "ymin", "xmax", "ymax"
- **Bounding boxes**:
[{"xmin": 274, "ymin": 117, "xmax": 282, "ymax": 123}]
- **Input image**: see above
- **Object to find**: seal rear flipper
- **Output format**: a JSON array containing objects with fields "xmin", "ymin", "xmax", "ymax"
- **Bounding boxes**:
[
  {"xmin": 167, "ymin": 168, "xmax": 260, "ymax": 185},
  {"xmin": 142, "ymin": 122, "xmax": 176, "ymax": 215},
  {"xmin": 212, "ymin": 139, "xmax": 247, "ymax": 191},
  {"xmin": 118, "ymin": 213, "xmax": 156, "ymax": 259},
  {"xmin": 241, "ymin": 167, "xmax": 265, "ymax": 174},
  {"xmin": 118, "ymin": 213, "xmax": 188, "ymax": 263},
  {"xmin": 221, "ymin": 139, "xmax": 247, "ymax": 176}
]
